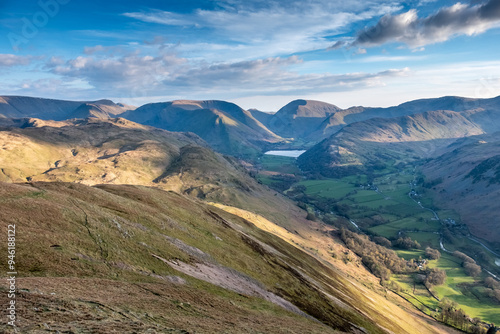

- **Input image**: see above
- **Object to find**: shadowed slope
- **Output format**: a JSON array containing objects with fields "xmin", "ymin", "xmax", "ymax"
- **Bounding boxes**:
[
  {"xmin": 423, "ymin": 132, "xmax": 500, "ymax": 245},
  {"xmin": 0, "ymin": 96, "xmax": 133, "ymax": 120},
  {"xmin": 311, "ymin": 95, "xmax": 500, "ymax": 141},
  {"xmin": 299, "ymin": 110, "xmax": 488, "ymax": 177},
  {"xmin": 123, "ymin": 100, "xmax": 284, "ymax": 157},
  {"xmin": 265, "ymin": 99, "xmax": 342, "ymax": 139}
]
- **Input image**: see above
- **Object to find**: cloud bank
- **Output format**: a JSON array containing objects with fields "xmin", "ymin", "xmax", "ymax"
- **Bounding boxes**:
[{"xmin": 43, "ymin": 49, "xmax": 409, "ymax": 99}]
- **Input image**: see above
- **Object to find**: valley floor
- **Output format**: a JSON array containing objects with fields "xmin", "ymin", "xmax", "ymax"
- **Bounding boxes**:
[{"xmin": 256, "ymin": 154, "xmax": 500, "ymax": 329}]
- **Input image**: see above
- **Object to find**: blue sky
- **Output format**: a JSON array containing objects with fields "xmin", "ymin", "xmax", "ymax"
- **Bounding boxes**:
[{"xmin": 1, "ymin": 0, "xmax": 500, "ymax": 110}]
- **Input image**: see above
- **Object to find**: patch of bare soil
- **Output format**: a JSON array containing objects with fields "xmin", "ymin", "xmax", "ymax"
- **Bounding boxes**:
[{"xmin": 155, "ymin": 254, "xmax": 310, "ymax": 318}]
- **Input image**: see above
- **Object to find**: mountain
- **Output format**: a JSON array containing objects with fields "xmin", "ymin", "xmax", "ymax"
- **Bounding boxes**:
[
  {"xmin": 298, "ymin": 109, "xmax": 488, "ymax": 177},
  {"xmin": 0, "ymin": 96, "xmax": 133, "ymax": 120},
  {"xmin": 252, "ymin": 96, "xmax": 500, "ymax": 145},
  {"xmin": 248, "ymin": 108, "xmax": 275, "ymax": 125},
  {"xmin": 0, "ymin": 116, "xmax": 291, "ymax": 215},
  {"xmin": 312, "ymin": 95, "xmax": 500, "ymax": 141},
  {"xmin": 3, "ymin": 95, "xmax": 499, "ymax": 158},
  {"xmin": 122, "ymin": 100, "xmax": 284, "ymax": 157},
  {"xmin": 0, "ymin": 96, "xmax": 83, "ymax": 119},
  {"xmin": 69, "ymin": 100, "xmax": 136, "ymax": 119},
  {"xmin": 0, "ymin": 116, "xmax": 324, "ymax": 231},
  {"xmin": 263, "ymin": 99, "xmax": 342, "ymax": 140},
  {"xmin": 0, "ymin": 117, "xmax": 206, "ymax": 186},
  {"xmin": 422, "ymin": 132, "xmax": 500, "ymax": 245}
]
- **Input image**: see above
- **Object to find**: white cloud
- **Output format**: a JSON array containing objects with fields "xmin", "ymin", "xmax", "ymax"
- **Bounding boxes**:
[
  {"xmin": 0, "ymin": 54, "xmax": 32, "ymax": 67},
  {"xmin": 123, "ymin": 11, "xmax": 196, "ymax": 26},
  {"xmin": 46, "ymin": 48, "xmax": 410, "ymax": 101},
  {"xmin": 124, "ymin": 1, "xmax": 402, "ymax": 59},
  {"xmin": 0, "ymin": 77, "xmax": 94, "ymax": 99},
  {"xmin": 354, "ymin": 55, "xmax": 428, "ymax": 63},
  {"xmin": 48, "ymin": 52, "xmax": 187, "ymax": 94},
  {"xmin": 353, "ymin": 0, "xmax": 500, "ymax": 48}
]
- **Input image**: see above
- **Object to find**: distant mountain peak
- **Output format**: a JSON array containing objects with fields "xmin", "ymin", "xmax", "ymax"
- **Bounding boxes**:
[
  {"xmin": 277, "ymin": 99, "xmax": 342, "ymax": 118},
  {"xmin": 262, "ymin": 99, "xmax": 343, "ymax": 139}
]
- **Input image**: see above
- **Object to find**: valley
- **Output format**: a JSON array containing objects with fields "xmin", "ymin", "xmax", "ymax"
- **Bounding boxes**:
[
  {"xmin": 255, "ymin": 151, "xmax": 500, "ymax": 328},
  {"xmin": 3, "ymin": 1, "xmax": 500, "ymax": 332}
]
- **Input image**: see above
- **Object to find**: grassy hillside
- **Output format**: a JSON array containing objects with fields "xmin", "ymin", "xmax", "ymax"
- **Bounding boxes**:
[
  {"xmin": 0, "ymin": 117, "xmax": 461, "ymax": 333},
  {"xmin": 0, "ymin": 182, "xmax": 452, "ymax": 333},
  {"xmin": 422, "ymin": 133, "xmax": 500, "ymax": 246}
]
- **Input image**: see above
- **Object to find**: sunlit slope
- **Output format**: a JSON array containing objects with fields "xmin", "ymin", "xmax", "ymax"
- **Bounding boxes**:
[
  {"xmin": 0, "ymin": 117, "xmax": 206, "ymax": 185},
  {"xmin": 209, "ymin": 203, "xmax": 458, "ymax": 334}
]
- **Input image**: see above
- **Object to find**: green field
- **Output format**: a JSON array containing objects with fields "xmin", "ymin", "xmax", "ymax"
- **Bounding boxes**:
[
  {"xmin": 298, "ymin": 179, "xmax": 361, "ymax": 198},
  {"xmin": 393, "ymin": 251, "xmax": 500, "ymax": 324},
  {"xmin": 258, "ymin": 159, "xmax": 500, "ymax": 324},
  {"xmin": 406, "ymin": 232, "xmax": 441, "ymax": 249},
  {"xmin": 259, "ymin": 155, "xmax": 301, "ymax": 174}
]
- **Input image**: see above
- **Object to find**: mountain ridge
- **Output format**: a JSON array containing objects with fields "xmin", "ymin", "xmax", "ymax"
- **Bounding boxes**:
[
  {"xmin": 0, "ymin": 95, "xmax": 134, "ymax": 120},
  {"xmin": 298, "ymin": 105, "xmax": 500, "ymax": 178},
  {"xmin": 122, "ymin": 99, "xmax": 284, "ymax": 157},
  {"xmin": 3, "ymin": 94, "xmax": 500, "ymax": 157}
]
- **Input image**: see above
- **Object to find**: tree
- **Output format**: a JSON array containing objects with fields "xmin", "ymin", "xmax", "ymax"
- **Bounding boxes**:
[
  {"xmin": 425, "ymin": 247, "xmax": 441, "ymax": 260},
  {"xmin": 425, "ymin": 268, "xmax": 447, "ymax": 287},
  {"xmin": 464, "ymin": 262, "xmax": 482, "ymax": 277},
  {"xmin": 485, "ymin": 277, "xmax": 500, "ymax": 289},
  {"xmin": 306, "ymin": 212, "xmax": 317, "ymax": 221},
  {"xmin": 493, "ymin": 289, "xmax": 500, "ymax": 302},
  {"xmin": 339, "ymin": 228, "xmax": 408, "ymax": 279},
  {"xmin": 395, "ymin": 236, "xmax": 421, "ymax": 250},
  {"xmin": 471, "ymin": 324, "xmax": 484, "ymax": 334},
  {"xmin": 453, "ymin": 251, "xmax": 475, "ymax": 265},
  {"xmin": 373, "ymin": 236, "xmax": 392, "ymax": 248}
]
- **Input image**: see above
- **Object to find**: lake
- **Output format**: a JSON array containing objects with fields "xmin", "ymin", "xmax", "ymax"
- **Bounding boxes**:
[{"xmin": 264, "ymin": 150, "xmax": 306, "ymax": 158}]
